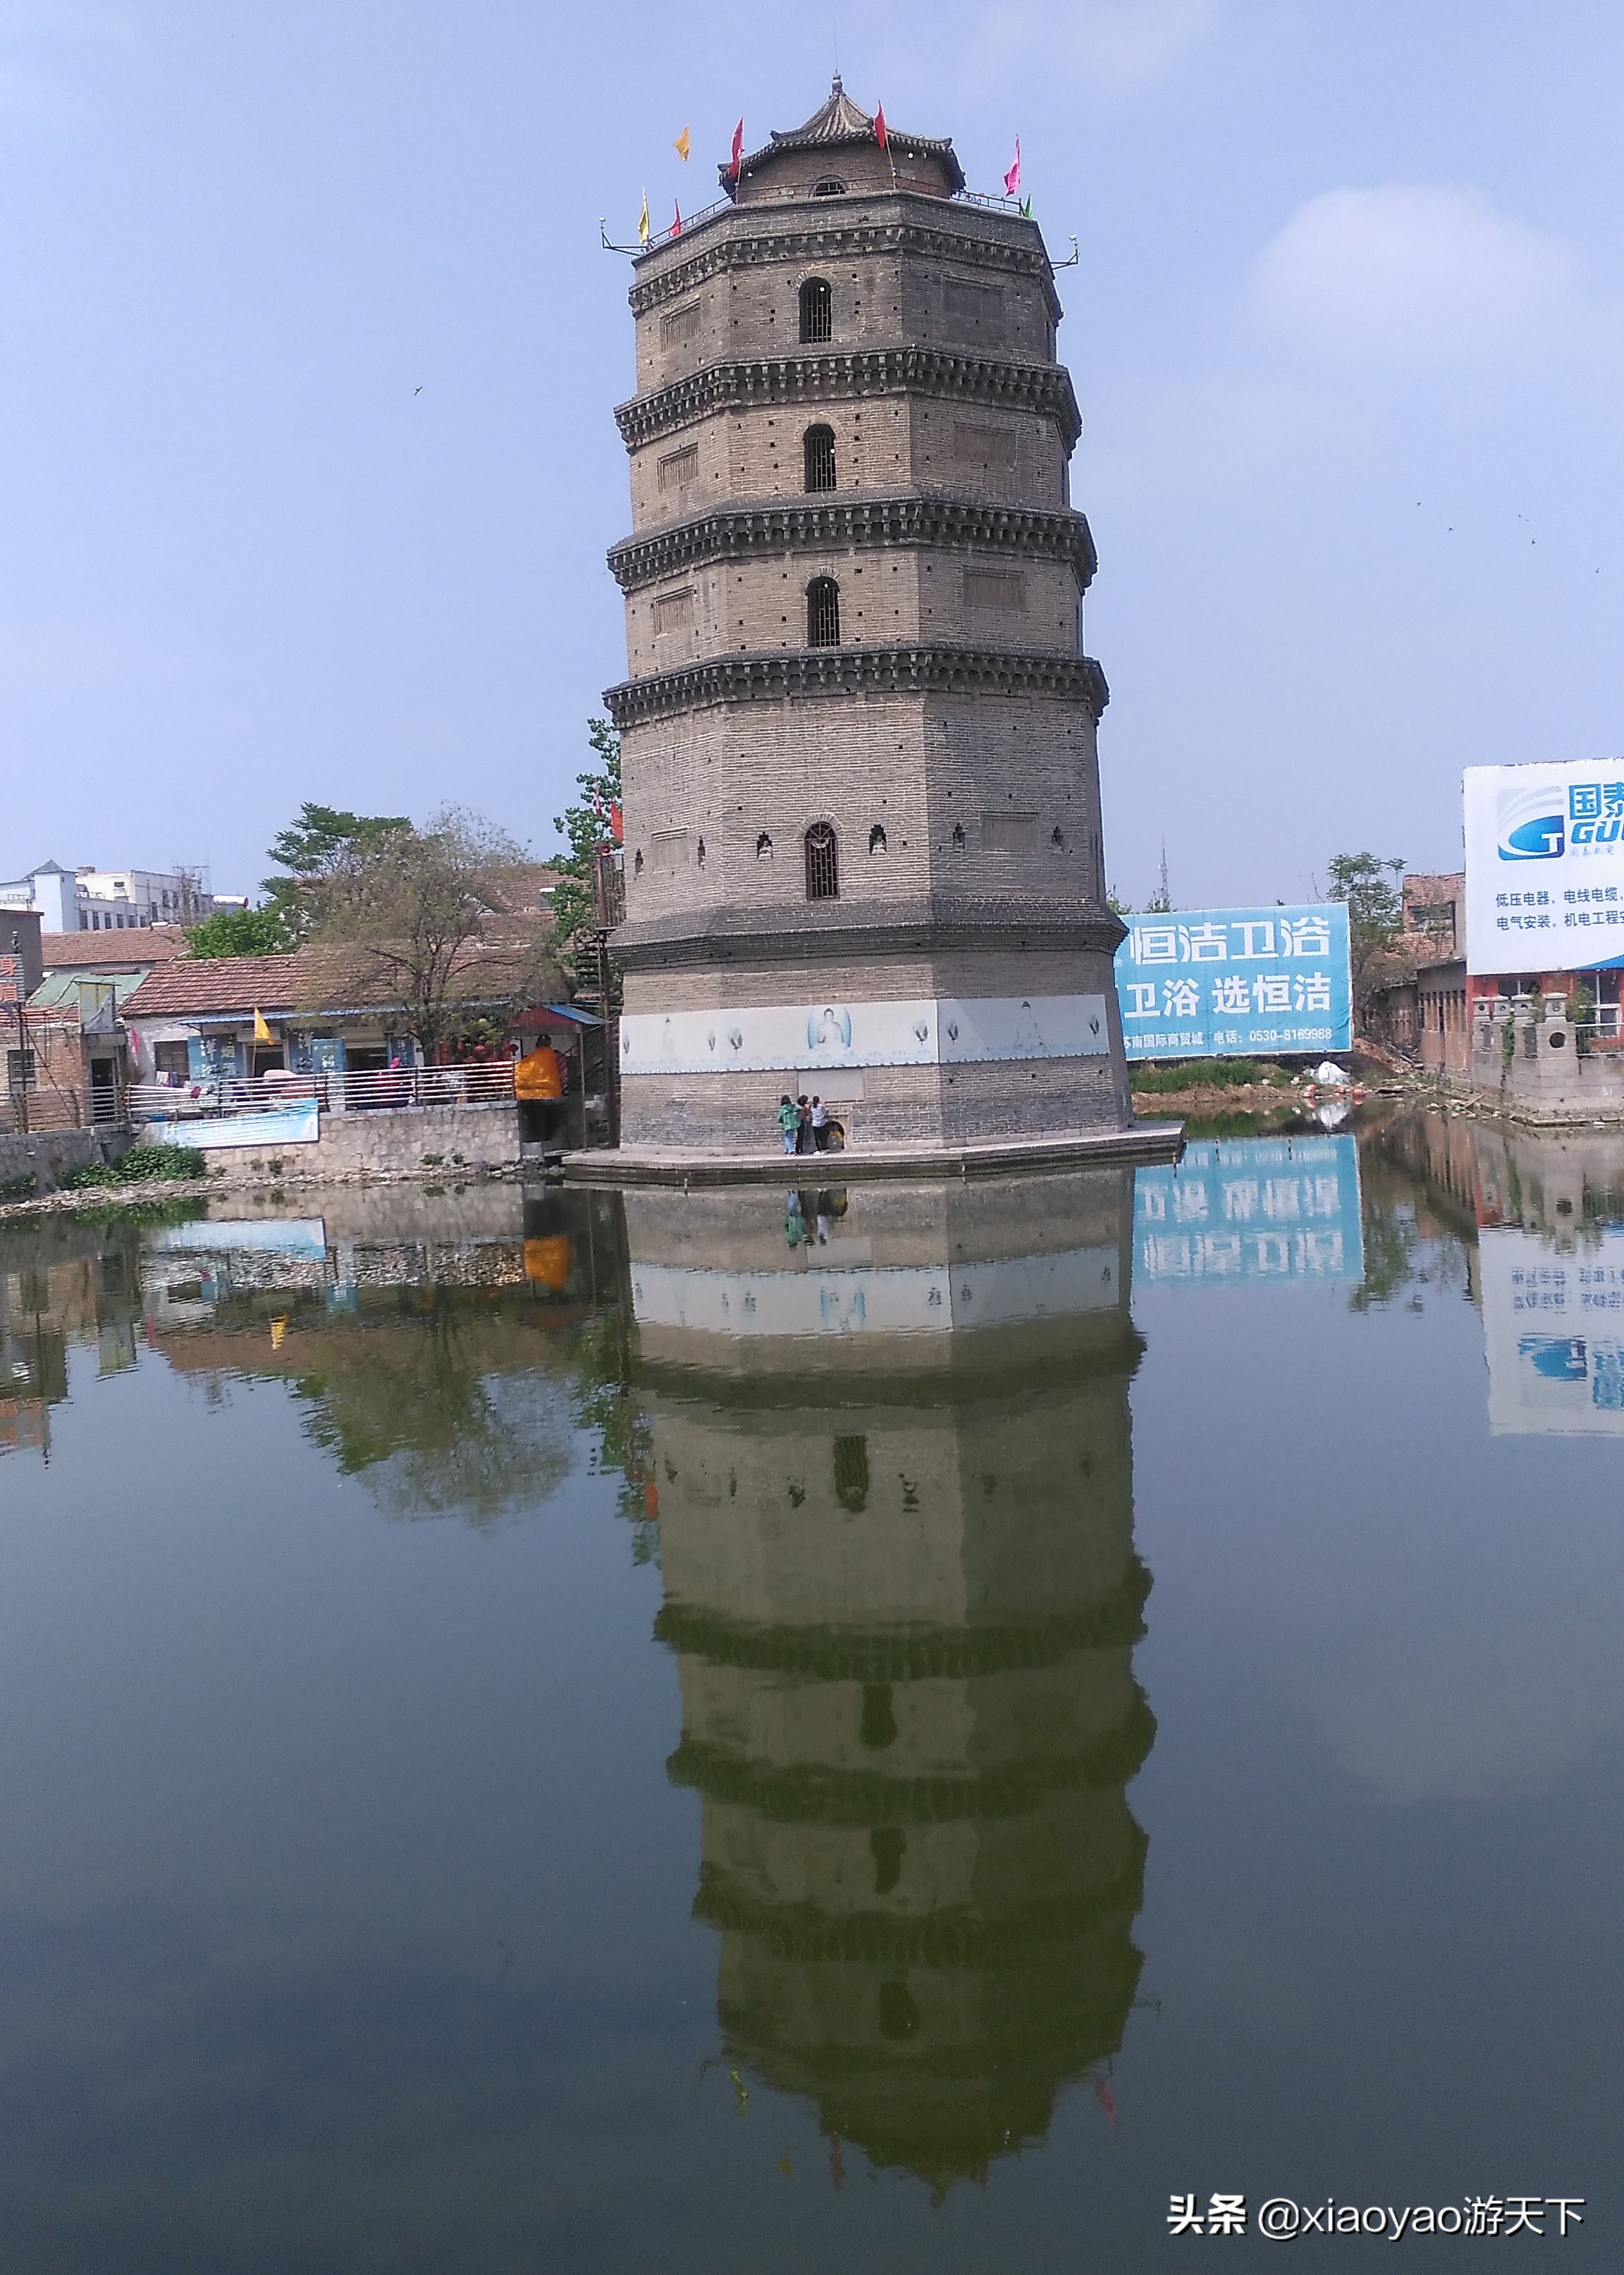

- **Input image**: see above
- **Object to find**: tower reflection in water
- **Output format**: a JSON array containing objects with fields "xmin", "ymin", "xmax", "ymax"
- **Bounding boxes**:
[{"xmin": 625, "ymin": 1172, "xmax": 1155, "ymax": 2190}]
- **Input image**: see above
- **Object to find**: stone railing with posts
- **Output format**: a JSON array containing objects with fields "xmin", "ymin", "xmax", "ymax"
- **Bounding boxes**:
[{"xmin": 127, "ymin": 1062, "xmax": 520, "ymax": 1126}]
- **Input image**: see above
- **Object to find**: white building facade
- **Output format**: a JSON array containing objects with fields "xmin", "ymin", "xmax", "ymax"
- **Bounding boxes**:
[{"xmin": 0, "ymin": 862, "xmax": 216, "ymax": 933}]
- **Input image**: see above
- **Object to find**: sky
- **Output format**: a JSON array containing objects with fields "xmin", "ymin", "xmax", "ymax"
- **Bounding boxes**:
[{"xmin": 1, "ymin": 0, "xmax": 1622, "ymax": 909}]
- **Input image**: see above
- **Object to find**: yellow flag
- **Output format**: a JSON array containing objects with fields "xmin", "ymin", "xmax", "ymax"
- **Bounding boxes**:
[
  {"xmin": 253, "ymin": 1008, "xmax": 273, "ymax": 1044},
  {"xmin": 673, "ymin": 125, "xmax": 690, "ymax": 161},
  {"xmin": 637, "ymin": 188, "xmax": 650, "ymax": 245}
]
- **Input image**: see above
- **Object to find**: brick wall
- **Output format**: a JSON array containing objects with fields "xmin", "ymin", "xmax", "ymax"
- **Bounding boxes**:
[{"xmin": 619, "ymin": 691, "xmax": 1102, "ymax": 924}]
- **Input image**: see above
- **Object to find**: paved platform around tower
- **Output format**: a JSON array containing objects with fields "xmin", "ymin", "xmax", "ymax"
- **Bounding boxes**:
[{"xmin": 561, "ymin": 1120, "xmax": 1183, "ymax": 1187}]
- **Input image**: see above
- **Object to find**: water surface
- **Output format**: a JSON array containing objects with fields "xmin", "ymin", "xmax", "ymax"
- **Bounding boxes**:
[{"xmin": 0, "ymin": 1118, "xmax": 1617, "ymax": 2270}]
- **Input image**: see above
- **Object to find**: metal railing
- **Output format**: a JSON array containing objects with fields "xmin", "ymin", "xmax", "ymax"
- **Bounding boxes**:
[{"xmin": 128, "ymin": 1061, "xmax": 519, "ymax": 1122}]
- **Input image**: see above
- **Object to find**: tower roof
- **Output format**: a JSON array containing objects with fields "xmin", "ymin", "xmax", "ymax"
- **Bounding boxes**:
[{"xmin": 722, "ymin": 75, "xmax": 966, "ymax": 199}]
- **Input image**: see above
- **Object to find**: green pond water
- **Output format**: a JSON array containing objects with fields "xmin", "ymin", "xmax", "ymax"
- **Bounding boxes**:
[{"xmin": 0, "ymin": 1110, "xmax": 1618, "ymax": 2271}]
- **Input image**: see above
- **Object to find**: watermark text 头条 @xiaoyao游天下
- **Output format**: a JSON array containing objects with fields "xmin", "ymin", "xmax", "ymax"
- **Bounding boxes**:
[{"xmin": 1167, "ymin": 2196, "xmax": 1586, "ymax": 2240}]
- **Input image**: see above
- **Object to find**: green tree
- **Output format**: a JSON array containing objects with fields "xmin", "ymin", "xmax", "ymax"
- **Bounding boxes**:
[
  {"xmin": 1325, "ymin": 851, "xmax": 1408, "ymax": 1025},
  {"xmin": 304, "ymin": 805, "xmax": 562, "ymax": 1059},
  {"xmin": 185, "ymin": 905, "xmax": 296, "ymax": 958},
  {"xmin": 550, "ymin": 717, "xmax": 621, "ymax": 961},
  {"xmin": 261, "ymin": 802, "xmax": 411, "ymax": 944}
]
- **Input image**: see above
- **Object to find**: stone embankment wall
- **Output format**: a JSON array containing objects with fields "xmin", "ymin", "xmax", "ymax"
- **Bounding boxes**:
[
  {"xmin": 142, "ymin": 1102, "xmax": 522, "ymax": 1185},
  {"xmin": 0, "ymin": 1128, "xmax": 124, "ymax": 1195},
  {"xmin": 1468, "ymin": 1013, "xmax": 1624, "ymax": 1120}
]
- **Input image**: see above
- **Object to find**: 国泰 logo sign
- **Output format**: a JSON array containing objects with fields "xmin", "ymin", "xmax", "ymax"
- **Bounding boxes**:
[
  {"xmin": 1568, "ymin": 777, "xmax": 1624, "ymax": 845},
  {"xmin": 1496, "ymin": 782, "xmax": 1565, "ymax": 861}
]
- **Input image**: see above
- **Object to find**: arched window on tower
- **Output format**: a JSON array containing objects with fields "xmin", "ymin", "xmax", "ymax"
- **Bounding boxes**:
[
  {"xmin": 868, "ymin": 824, "xmax": 887, "ymax": 855},
  {"xmin": 806, "ymin": 577, "xmax": 840, "ymax": 647},
  {"xmin": 805, "ymin": 824, "xmax": 839, "ymax": 901},
  {"xmin": 799, "ymin": 276, "xmax": 832, "ymax": 344},
  {"xmin": 803, "ymin": 424, "xmax": 837, "ymax": 492}
]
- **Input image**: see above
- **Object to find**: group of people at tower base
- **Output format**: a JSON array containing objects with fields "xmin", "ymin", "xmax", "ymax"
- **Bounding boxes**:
[{"xmin": 777, "ymin": 1093, "xmax": 843, "ymax": 1155}]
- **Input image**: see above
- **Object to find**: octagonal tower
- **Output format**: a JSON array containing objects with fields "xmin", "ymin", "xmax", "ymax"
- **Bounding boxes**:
[{"xmin": 605, "ymin": 81, "xmax": 1136, "ymax": 1153}]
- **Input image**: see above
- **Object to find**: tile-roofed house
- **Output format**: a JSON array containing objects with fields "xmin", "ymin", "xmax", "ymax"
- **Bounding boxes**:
[
  {"xmin": 122, "ymin": 951, "xmax": 316, "ymax": 1022},
  {"xmin": 39, "ymin": 927, "xmax": 187, "ymax": 973},
  {"xmin": 123, "ymin": 934, "xmax": 570, "ymax": 1085}
]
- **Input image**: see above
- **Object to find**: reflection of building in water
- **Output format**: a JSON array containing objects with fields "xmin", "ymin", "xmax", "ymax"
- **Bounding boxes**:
[
  {"xmin": 135, "ymin": 1188, "xmax": 630, "ymax": 1522},
  {"xmin": 1470, "ymin": 1123, "xmax": 1624, "ymax": 1438},
  {"xmin": 0, "ymin": 1219, "xmax": 144, "ymax": 1457},
  {"xmin": 629, "ymin": 1174, "xmax": 1152, "ymax": 2189}
]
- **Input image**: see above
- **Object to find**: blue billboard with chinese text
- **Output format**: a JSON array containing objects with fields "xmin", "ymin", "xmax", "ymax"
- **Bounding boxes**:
[
  {"xmin": 1113, "ymin": 903, "xmax": 1352, "ymax": 1061},
  {"xmin": 1133, "ymin": 1135, "xmax": 1365, "ymax": 1291}
]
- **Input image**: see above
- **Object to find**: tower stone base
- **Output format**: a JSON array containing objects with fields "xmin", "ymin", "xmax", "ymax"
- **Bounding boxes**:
[{"xmin": 615, "ymin": 927, "xmax": 1139, "ymax": 1153}]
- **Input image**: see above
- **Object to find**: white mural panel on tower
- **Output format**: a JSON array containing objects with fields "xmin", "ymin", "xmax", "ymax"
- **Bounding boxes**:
[{"xmin": 620, "ymin": 994, "xmax": 1111, "ymax": 1076}]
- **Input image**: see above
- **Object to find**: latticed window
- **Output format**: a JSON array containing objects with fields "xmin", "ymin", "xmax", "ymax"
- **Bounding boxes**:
[
  {"xmin": 806, "ymin": 577, "xmax": 840, "ymax": 647},
  {"xmin": 803, "ymin": 424, "xmax": 837, "ymax": 492},
  {"xmin": 799, "ymin": 276, "xmax": 832, "ymax": 343},
  {"xmin": 805, "ymin": 824, "xmax": 839, "ymax": 901}
]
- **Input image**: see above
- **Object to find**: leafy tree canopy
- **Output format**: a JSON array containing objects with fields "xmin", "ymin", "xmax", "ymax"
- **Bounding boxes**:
[
  {"xmin": 302, "ymin": 804, "xmax": 561, "ymax": 1058},
  {"xmin": 1326, "ymin": 851, "xmax": 1408, "ymax": 1023},
  {"xmin": 262, "ymin": 802, "xmax": 411, "ymax": 943},
  {"xmin": 185, "ymin": 904, "xmax": 296, "ymax": 958},
  {"xmin": 1325, "ymin": 851, "xmax": 1405, "ymax": 938},
  {"xmin": 550, "ymin": 717, "xmax": 621, "ymax": 961}
]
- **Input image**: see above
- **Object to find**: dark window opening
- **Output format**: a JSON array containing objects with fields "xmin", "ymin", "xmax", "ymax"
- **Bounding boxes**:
[
  {"xmin": 803, "ymin": 424, "xmax": 837, "ymax": 491},
  {"xmin": 860, "ymin": 1682, "xmax": 897, "ymax": 1750},
  {"xmin": 878, "ymin": 1980, "xmax": 920, "ymax": 2041},
  {"xmin": 868, "ymin": 824, "xmax": 887, "ymax": 854},
  {"xmin": 805, "ymin": 823, "xmax": 839, "ymax": 901},
  {"xmin": 633, "ymin": 849, "xmax": 644, "ymax": 876},
  {"xmin": 870, "ymin": 1827, "xmax": 905, "ymax": 1896},
  {"xmin": 811, "ymin": 177, "xmax": 847, "ymax": 198},
  {"xmin": 1052, "ymin": 826, "xmax": 1065, "ymax": 848},
  {"xmin": 952, "ymin": 821, "xmax": 966, "ymax": 849},
  {"xmin": 799, "ymin": 276, "xmax": 832, "ymax": 344},
  {"xmin": 833, "ymin": 1432, "xmax": 868, "ymax": 1509},
  {"xmin": 806, "ymin": 577, "xmax": 840, "ymax": 647},
  {"xmin": 696, "ymin": 837, "xmax": 706, "ymax": 868},
  {"xmin": 756, "ymin": 832, "xmax": 773, "ymax": 860}
]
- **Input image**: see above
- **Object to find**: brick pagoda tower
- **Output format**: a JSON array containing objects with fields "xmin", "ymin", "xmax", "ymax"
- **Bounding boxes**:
[{"xmin": 605, "ymin": 82, "xmax": 1140, "ymax": 1154}]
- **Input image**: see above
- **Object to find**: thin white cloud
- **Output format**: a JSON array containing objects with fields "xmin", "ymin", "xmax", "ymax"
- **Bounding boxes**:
[{"xmin": 1253, "ymin": 183, "xmax": 1579, "ymax": 363}]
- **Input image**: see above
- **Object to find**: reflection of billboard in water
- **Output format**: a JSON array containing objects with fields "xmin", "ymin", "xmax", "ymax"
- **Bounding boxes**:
[
  {"xmin": 1133, "ymin": 1136, "xmax": 1365, "ymax": 1290},
  {"xmin": 1480, "ymin": 1226, "xmax": 1624, "ymax": 1436}
]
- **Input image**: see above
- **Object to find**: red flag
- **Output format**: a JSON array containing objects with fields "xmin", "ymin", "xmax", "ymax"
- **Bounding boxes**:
[
  {"xmin": 1003, "ymin": 137, "xmax": 1021, "ymax": 197},
  {"xmin": 874, "ymin": 102, "xmax": 887, "ymax": 151},
  {"xmin": 671, "ymin": 199, "xmax": 682, "ymax": 237},
  {"xmin": 609, "ymin": 800, "xmax": 624, "ymax": 845},
  {"xmin": 730, "ymin": 118, "xmax": 744, "ymax": 179}
]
